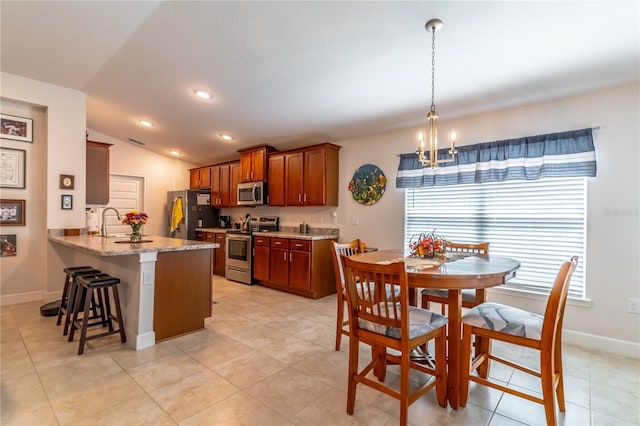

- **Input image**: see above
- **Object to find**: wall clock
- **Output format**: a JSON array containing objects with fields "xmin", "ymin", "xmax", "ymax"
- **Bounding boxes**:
[
  {"xmin": 59, "ymin": 174, "xmax": 74, "ymax": 190},
  {"xmin": 348, "ymin": 164, "xmax": 386, "ymax": 205}
]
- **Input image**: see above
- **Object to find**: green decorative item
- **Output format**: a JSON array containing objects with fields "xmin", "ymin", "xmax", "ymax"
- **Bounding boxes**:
[{"xmin": 348, "ymin": 164, "xmax": 386, "ymax": 205}]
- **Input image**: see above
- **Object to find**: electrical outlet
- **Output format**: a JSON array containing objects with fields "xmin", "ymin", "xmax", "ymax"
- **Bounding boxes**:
[{"xmin": 628, "ymin": 298, "xmax": 640, "ymax": 314}]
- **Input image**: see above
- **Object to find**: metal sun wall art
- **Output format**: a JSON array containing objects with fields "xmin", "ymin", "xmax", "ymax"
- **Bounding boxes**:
[{"xmin": 348, "ymin": 164, "xmax": 386, "ymax": 206}]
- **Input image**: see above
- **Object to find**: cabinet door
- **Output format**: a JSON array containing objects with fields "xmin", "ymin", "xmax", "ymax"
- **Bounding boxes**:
[
  {"xmin": 86, "ymin": 141, "xmax": 111, "ymax": 205},
  {"xmin": 213, "ymin": 233, "xmax": 226, "ymax": 275},
  {"xmin": 289, "ymin": 249, "xmax": 311, "ymax": 290},
  {"xmin": 199, "ymin": 167, "xmax": 211, "ymax": 188},
  {"xmin": 189, "ymin": 169, "xmax": 200, "ymax": 190},
  {"xmin": 240, "ymin": 152, "xmax": 252, "ymax": 182},
  {"xmin": 284, "ymin": 152, "xmax": 304, "ymax": 206},
  {"xmin": 270, "ymin": 247, "xmax": 289, "ymax": 286},
  {"xmin": 268, "ymin": 154, "xmax": 285, "ymax": 206},
  {"xmin": 210, "ymin": 165, "xmax": 221, "ymax": 206},
  {"xmin": 220, "ymin": 164, "xmax": 231, "ymax": 207},
  {"xmin": 230, "ymin": 162, "xmax": 240, "ymax": 206},
  {"xmin": 253, "ymin": 245, "xmax": 270, "ymax": 281},
  {"xmin": 251, "ymin": 149, "xmax": 266, "ymax": 181},
  {"xmin": 303, "ymin": 148, "xmax": 326, "ymax": 205}
]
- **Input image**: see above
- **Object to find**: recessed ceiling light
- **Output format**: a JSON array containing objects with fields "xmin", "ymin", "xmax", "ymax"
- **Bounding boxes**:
[
  {"xmin": 169, "ymin": 150, "xmax": 181, "ymax": 156},
  {"xmin": 220, "ymin": 133, "xmax": 234, "ymax": 141},
  {"xmin": 139, "ymin": 120, "xmax": 153, "ymax": 127},
  {"xmin": 194, "ymin": 90, "xmax": 211, "ymax": 99}
]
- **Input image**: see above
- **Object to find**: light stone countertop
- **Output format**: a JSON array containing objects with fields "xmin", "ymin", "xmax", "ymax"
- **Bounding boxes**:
[
  {"xmin": 196, "ymin": 228, "xmax": 338, "ymax": 240},
  {"xmin": 48, "ymin": 234, "xmax": 219, "ymax": 257}
]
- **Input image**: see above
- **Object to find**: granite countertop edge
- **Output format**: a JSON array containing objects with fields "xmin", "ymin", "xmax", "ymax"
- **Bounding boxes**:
[
  {"xmin": 48, "ymin": 234, "xmax": 219, "ymax": 257},
  {"xmin": 196, "ymin": 228, "xmax": 339, "ymax": 240}
]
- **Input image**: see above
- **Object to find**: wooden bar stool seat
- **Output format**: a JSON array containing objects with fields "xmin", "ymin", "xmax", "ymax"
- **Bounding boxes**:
[
  {"xmin": 68, "ymin": 274, "xmax": 126, "ymax": 355},
  {"xmin": 56, "ymin": 266, "xmax": 102, "ymax": 336}
]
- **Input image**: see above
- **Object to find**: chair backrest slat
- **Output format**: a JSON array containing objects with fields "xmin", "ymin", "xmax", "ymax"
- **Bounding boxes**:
[
  {"xmin": 542, "ymin": 255, "xmax": 579, "ymax": 344},
  {"xmin": 331, "ymin": 240, "xmax": 364, "ymax": 292},
  {"xmin": 446, "ymin": 241, "xmax": 490, "ymax": 255}
]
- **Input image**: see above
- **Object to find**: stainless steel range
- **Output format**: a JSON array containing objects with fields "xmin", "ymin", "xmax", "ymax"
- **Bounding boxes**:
[{"xmin": 225, "ymin": 216, "xmax": 279, "ymax": 284}]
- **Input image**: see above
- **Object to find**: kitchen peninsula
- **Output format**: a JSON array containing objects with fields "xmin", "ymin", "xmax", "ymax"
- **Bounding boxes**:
[{"xmin": 48, "ymin": 234, "xmax": 218, "ymax": 350}]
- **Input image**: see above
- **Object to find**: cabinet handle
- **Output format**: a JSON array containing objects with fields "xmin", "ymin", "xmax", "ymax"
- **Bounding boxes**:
[
  {"xmin": 304, "ymin": 194, "xmax": 307, "ymax": 203},
  {"xmin": 283, "ymin": 252, "xmax": 287, "ymax": 261},
  {"xmin": 298, "ymin": 194, "xmax": 301, "ymax": 203},
  {"xmin": 289, "ymin": 253, "xmax": 292, "ymax": 262}
]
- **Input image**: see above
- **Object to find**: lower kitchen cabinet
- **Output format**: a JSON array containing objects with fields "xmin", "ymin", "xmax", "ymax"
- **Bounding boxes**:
[
  {"xmin": 252, "ymin": 235, "xmax": 270, "ymax": 281},
  {"xmin": 252, "ymin": 235, "xmax": 337, "ymax": 299},
  {"xmin": 196, "ymin": 230, "xmax": 226, "ymax": 276}
]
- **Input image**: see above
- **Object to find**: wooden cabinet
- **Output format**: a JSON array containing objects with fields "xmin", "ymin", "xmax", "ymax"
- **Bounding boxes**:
[
  {"xmin": 254, "ymin": 236, "xmax": 337, "ymax": 299},
  {"xmin": 278, "ymin": 143, "xmax": 340, "ymax": 207},
  {"xmin": 213, "ymin": 233, "xmax": 226, "ymax": 276},
  {"xmin": 211, "ymin": 163, "xmax": 234, "ymax": 207},
  {"xmin": 239, "ymin": 145, "xmax": 276, "ymax": 183},
  {"xmin": 86, "ymin": 140, "xmax": 112, "ymax": 205},
  {"xmin": 252, "ymin": 236, "xmax": 271, "ymax": 282},
  {"xmin": 268, "ymin": 154, "xmax": 285, "ymax": 206},
  {"xmin": 190, "ymin": 166, "xmax": 211, "ymax": 189},
  {"xmin": 195, "ymin": 230, "xmax": 226, "ymax": 276},
  {"xmin": 230, "ymin": 162, "xmax": 241, "ymax": 207}
]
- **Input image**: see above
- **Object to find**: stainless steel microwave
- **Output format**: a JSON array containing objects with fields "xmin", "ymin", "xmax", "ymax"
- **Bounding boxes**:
[{"xmin": 237, "ymin": 181, "xmax": 267, "ymax": 206}]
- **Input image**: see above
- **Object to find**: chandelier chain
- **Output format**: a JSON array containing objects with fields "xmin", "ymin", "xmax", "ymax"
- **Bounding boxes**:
[{"xmin": 431, "ymin": 23, "xmax": 436, "ymax": 109}]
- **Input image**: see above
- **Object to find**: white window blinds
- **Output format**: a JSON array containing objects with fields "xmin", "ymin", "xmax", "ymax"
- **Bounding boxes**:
[{"xmin": 404, "ymin": 177, "xmax": 587, "ymax": 298}]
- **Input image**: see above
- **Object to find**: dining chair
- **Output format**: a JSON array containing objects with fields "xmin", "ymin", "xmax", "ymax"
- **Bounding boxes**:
[
  {"xmin": 421, "ymin": 241, "xmax": 490, "ymax": 314},
  {"xmin": 330, "ymin": 239, "xmax": 365, "ymax": 351},
  {"xmin": 341, "ymin": 256, "xmax": 448, "ymax": 425},
  {"xmin": 460, "ymin": 256, "xmax": 579, "ymax": 426}
]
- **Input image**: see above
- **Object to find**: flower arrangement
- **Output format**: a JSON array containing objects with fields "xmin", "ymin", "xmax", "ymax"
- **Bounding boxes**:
[
  {"xmin": 409, "ymin": 230, "xmax": 446, "ymax": 260},
  {"xmin": 122, "ymin": 210, "xmax": 148, "ymax": 242}
]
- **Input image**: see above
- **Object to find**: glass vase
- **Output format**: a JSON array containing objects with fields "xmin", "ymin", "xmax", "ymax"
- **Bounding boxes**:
[{"xmin": 129, "ymin": 226, "xmax": 142, "ymax": 242}]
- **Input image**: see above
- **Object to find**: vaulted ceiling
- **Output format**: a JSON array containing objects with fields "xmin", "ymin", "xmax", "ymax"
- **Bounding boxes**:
[{"xmin": 1, "ymin": 1, "xmax": 638, "ymax": 165}]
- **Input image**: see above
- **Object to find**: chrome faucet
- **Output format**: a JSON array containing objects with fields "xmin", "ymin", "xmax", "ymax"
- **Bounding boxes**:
[{"xmin": 101, "ymin": 207, "xmax": 122, "ymax": 237}]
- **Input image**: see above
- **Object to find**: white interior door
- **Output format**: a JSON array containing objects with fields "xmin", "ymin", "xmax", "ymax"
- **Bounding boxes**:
[{"xmin": 100, "ymin": 174, "xmax": 145, "ymax": 235}]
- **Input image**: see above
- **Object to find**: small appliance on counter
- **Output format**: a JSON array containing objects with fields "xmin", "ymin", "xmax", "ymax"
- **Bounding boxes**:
[{"xmin": 219, "ymin": 215, "xmax": 232, "ymax": 228}]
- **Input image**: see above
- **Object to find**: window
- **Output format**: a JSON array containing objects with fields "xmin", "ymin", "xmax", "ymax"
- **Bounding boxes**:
[{"xmin": 404, "ymin": 177, "xmax": 587, "ymax": 298}]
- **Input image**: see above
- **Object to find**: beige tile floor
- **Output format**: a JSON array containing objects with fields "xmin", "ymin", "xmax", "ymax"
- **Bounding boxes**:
[{"xmin": 2, "ymin": 275, "xmax": 639, "ymax": 425}]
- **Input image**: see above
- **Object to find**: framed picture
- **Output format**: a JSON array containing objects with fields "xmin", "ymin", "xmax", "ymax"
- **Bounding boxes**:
[
  {"xmin": 0, "ymin": 147, "xmax": 26, "ymax": 189},
  {"xmin": 59, "ymin": 174, "xmax": 75, "ymax": 189},
  {"xmin": 1, "ymin": 113, "xmax": 33, "ymax": 143},
  {"xmin": 61, "ymin": 194, "xmax": 73, "ymax": 210},
  {"xmin": 0, "ymin": 199, "xmax": 26, "ymax": 226},
  {"xmin": 0, "ymin": 234, "xmax": 17, "ymax": 257}
]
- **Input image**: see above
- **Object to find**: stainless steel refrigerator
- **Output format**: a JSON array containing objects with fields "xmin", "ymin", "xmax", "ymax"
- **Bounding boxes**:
[{"xmin": 167, "ymin": 190, "xmax": 219, "ymax": 240}]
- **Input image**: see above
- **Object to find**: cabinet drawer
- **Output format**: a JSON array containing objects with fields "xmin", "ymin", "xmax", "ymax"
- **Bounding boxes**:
[
  {"xmin": 215, "ymin": 233, "xmax": 226, "ymax": 243},
  {"xmin": 254, "ymin": 236, "xmax": 270, "ymax": 246},
  {"xmin": 270, "ymin": 238, "xmax": 289, "ymax": 249},
  {"xmin": 289, "ymin": 239, "xmax": 311, "ymax": 251}
]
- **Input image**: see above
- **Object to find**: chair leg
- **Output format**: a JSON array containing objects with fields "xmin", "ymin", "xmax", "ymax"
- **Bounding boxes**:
[
  {"xmin": 475, "ymin": 337, "xmax": 492, "ymax": 378},
  {"xmin": 56, "ymin": 278, "xmax": 71, "ymax": 326},
  {"xmin": 77, "ymin": 287, "xmax": 94, "ymax": 355},
  {"xmin": 346, "ymin": 335, "xmax": 359, "ymax": 415},
  {"xmin": 111, "ymin": 284, "xmax": 127, "ymax": 343},
  {"xmin": 459, "ymin": 325, "xmax": 473, "ymax": 407},
  {"xmin": 335, "ymin": 297, "xmax": 344, "ymax": 351},
  {"xmin": 399, "ymin": 347, "xmax": 410, "ymax": 426},
  {"xmin": 540, "ymin": 356, "xmax": 557, "ymax": 426},
  {"xmin": 435, "ymin": 330, "xmax": 448, "ymax": 407}
]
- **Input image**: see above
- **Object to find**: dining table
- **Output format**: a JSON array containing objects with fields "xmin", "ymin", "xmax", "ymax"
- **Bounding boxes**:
[{"xmin": 349, "ymin": 249, "xmax": 521, "ymax": 409}]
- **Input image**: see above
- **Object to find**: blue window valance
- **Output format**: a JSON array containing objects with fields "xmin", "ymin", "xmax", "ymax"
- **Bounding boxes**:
[{"xmin": 396, "ymin": 128, "xmax": 596, "ymax": 188}]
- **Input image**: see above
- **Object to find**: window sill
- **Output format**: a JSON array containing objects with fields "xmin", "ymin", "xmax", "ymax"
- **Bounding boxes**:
[{"xmin": 489, "ymin": 286, "xmax": 592, "ymax": 308}]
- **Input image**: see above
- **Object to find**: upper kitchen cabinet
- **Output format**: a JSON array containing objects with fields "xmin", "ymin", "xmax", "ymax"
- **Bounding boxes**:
[
  {"xmin": 284, "ymin": 143, "xmax": 341, "ymax": 206},
  {"xmin": 239, "ymin": 145, "xmax": 276, "ymax": 183},
  {"xmin": 267, "ymin": 153, "xmax": 285, "ymax": 206},
  {"xmin": 190, "ymin": 166, "xmax": 211, "ymax": 190},
  {"xmin": 86, "ymin": 140, "xmax": 113, "ymax": 205},
  {"xmin": 230, "ymin": 162, "xmax": 241, "ymax": 207},
  {"xmin": 210, "ymin": 163, "xmax": 230, "ymax": 207}
]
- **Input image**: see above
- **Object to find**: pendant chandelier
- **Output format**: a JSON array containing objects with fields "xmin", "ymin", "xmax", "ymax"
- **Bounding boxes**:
[{"xmin": 417, "ymin": 18, "xmax": 457, "ymax": 168}]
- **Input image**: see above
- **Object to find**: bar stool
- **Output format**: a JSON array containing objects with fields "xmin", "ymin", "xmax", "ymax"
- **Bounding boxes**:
[
  {"xmin": 69, "ymin": 274, "xmax": 126, "ymax": 355},
  {"xmin": 56, "ymin": 266, "xmax": 103, "ymax": 336}
]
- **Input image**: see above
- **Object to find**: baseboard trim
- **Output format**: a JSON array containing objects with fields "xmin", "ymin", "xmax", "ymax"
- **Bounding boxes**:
[
  {"xmin": 0, "ymin": 291, "xmax": 43, "ymax": 306},
  {"xmin": 564, "ymin": 329, "xmax": 640, "ymax": 359}
]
